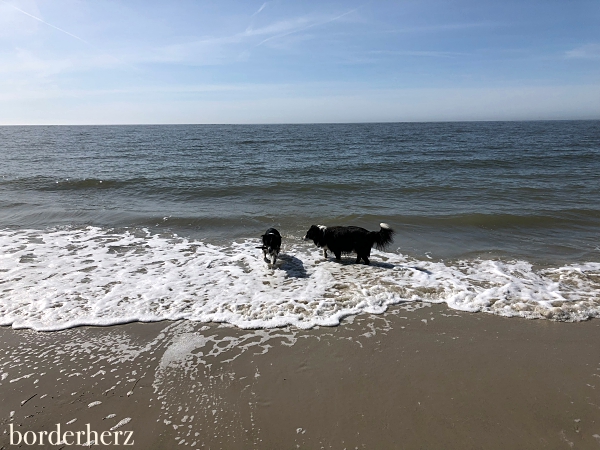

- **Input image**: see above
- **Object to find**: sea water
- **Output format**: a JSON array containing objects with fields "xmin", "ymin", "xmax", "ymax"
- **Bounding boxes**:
[{"xmin": 1, "ymin": 122, "xmax": 599, "ymax": 330}]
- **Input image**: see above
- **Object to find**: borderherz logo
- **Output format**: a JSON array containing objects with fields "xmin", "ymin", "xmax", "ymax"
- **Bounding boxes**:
[{"xmin": 8, "ymin": 423, "xmax": 134, "ymax": 446}]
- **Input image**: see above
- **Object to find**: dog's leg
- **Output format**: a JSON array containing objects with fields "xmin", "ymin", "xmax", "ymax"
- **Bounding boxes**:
[
  {"xmin": 356, "ymin": 248, "xmax": 372, "ymax": 264},
  {"xmin": 323, "ymin": 249, "xmax": 328, "ymax": 258},
  {"xmin": 334, "ymin": 251, "xmax": 341, "ymax": 260}
]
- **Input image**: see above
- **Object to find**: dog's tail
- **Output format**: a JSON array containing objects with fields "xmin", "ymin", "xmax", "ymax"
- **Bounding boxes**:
[{"xmin": 371, "ymin": 223, "xmax": 394, "ymax": 250}]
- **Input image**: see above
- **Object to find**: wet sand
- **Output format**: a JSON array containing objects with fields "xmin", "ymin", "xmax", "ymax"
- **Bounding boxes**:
[{"xmin": 1, "ymin": 304, "xmax": 599, "ymax": 449}]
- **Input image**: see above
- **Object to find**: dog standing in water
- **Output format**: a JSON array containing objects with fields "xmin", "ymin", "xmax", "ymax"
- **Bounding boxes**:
[
  {"xmin": 303, "ymin": 223, "xmax": 394, "ymax": 265},
  {"xmin": 258, "ymin": 228, "xmax": 282, "ymax": 266}
]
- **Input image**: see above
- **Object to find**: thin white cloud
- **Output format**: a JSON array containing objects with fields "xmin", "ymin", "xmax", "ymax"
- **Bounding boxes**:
[
  {"xmin": 148, "ymin": 18, "xmax": 314, "ymax": 65},
  {"xmin": 0, "ymin": 0, "xmax": 88, "ymax": 43},
  {"xmin": 0, "ymin": 0, "xmax": 39, "ymax": 37},
  {"xmin": 257, "ymin": 7, "xmax": 359, "ymax": 46},
  {"xmin": 246, "ymin": 16, "xmax": 313, "ymax": 38},
  {"xmin": 565, "ymin": 44, "xmax": 600, "ymax": 59},
  {"xmin": 141, "ymin": 9, "xmax": 359, "ymax": 66},
  {"xmin": 251, "ymin": 2, "xmax": 268, "ymax": 17}
]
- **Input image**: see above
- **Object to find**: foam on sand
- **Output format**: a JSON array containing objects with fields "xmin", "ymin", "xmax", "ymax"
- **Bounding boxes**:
[{"xmin": 0, "ymin": 227, "xmax": 598, "ymax": 331}]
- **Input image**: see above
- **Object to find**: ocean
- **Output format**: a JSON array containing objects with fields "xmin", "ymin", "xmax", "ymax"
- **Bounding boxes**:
[{"xmin": 1, "ymin": 121, "xmax": 599, "ymax": 330}]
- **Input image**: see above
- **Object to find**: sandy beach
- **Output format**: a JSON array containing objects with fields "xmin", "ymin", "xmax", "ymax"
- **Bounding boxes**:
[{"xmin": 1, "ymin": 304, "xmax": 599, "ymax": 449}]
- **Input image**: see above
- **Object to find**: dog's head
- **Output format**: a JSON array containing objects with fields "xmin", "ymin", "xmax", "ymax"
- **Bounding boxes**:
[
  {"xmin": 262, "ymin": 228, "xmax": 281, "ymax": 248},
  {"xmin": 263, "ymin": 228, "xmax": 280, "ymax": 238},
  {"xmin": 303, "ymin": 225, "xmax": 326, "ymax": 244}
]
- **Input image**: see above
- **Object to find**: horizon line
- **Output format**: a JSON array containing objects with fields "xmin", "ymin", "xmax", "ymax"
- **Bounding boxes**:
[{"xmin": 1, "ymin": 118, "xmax": 599, "ymax": 126}]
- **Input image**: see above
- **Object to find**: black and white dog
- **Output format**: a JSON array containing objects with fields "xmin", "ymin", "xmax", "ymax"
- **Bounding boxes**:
[
  {"xmin": 258, "ymin": 228, "xmax": 282, "ymax": 265},
  {"xmin": 303, "ymin": 223, "xmax": 394, "ymax": 265}
]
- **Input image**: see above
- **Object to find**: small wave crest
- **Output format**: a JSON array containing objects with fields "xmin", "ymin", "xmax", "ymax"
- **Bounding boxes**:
[
  {"xmin": 46, "ymin": 177, "xmax": 148, "ymax": 191},
  {"xmin": 0, "ymin": 227, "xmax": 598, "ymax": 331},
  {"xmin": 0, "ymin": 176, "xmax": 146, "ymax": 191}
]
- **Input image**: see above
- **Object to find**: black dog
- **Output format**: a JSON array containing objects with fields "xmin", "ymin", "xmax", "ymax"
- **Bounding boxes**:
[
  {"xmin": 257, "ymin": 228, "xmax": 282, "ymax": 265},
  {"xmin": 303, "ymin": 223, "xmax": 394, "ymax": 265}
]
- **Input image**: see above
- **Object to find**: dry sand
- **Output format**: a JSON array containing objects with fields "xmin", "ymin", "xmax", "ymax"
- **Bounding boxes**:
[{"xmin": 1, "ymin": 304, "xmax": 600, "ymax": 449}]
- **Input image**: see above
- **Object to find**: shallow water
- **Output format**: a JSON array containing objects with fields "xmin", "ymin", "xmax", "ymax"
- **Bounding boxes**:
[{"xmin": 1, "ymin": 122, "xmax": 599, "ymax": 329}]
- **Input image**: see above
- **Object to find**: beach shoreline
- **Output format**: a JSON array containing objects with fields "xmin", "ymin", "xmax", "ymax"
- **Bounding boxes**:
[{"xmin": 1, "ymin": 304, "xmax": 599, "ymax": 449}]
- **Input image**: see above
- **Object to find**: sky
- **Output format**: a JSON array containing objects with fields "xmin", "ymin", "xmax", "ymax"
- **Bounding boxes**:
[{"xmin": 1, "ymin": 0, "xmax": 599, "ymax": 124}]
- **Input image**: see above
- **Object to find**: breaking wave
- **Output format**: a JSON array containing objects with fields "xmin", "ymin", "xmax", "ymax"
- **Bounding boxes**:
[{"xmin": 0, "ymin": 227, "xmax": 598, "ymax": 331}]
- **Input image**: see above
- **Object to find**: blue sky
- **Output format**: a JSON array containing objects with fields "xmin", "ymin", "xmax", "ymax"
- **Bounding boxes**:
[{"xmin": 1, "ymin": 0, "xmax": 599, "ymax": 124}]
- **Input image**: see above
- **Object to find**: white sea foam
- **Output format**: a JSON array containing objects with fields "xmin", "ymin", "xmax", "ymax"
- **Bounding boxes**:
[
  {"xmin": 110, "ymin": 417, "xmax": 132, "ymax": 431},
  {"xmin": 0, "ymin": 227, "xmax": 599, "ymax": 331}
]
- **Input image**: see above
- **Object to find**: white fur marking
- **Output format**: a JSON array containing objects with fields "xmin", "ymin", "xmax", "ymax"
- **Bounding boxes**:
[
  {"xmin": 380, "ymin": 223, "xmax": 390, "ymax": 229},
  {"xmin": 317, "ymin": 225, "xmax": 327, "ymax": 231}
]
